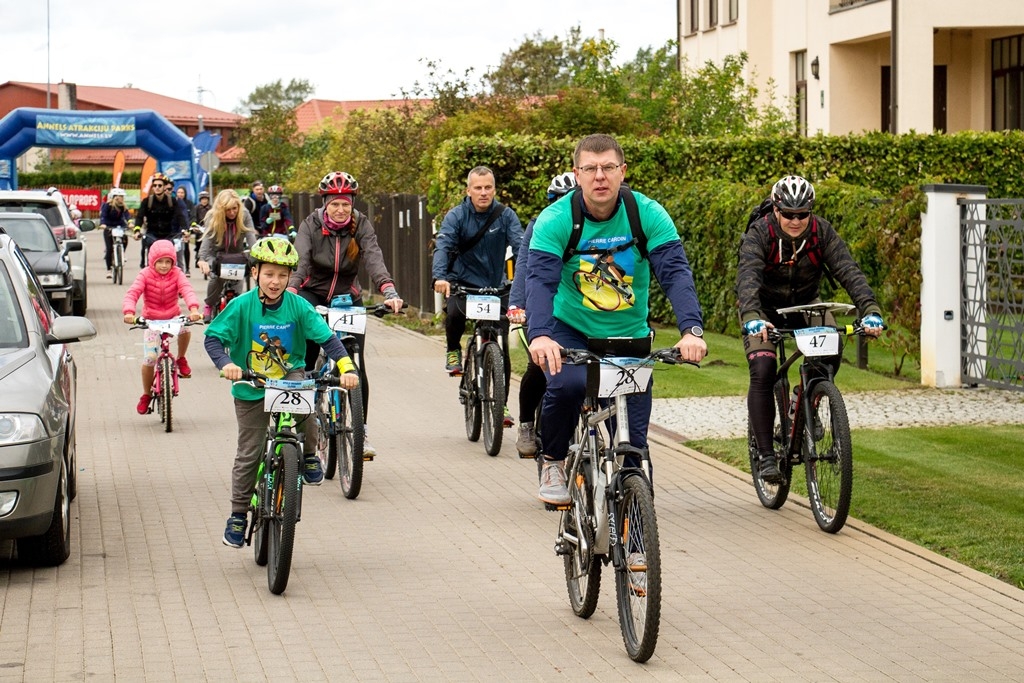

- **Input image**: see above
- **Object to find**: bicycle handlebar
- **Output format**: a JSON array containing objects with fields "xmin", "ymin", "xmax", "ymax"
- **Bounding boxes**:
[
  {"xmin": 221, "ymin": 368, "xmax": 341, "ymax": 388},
  {"xmin": 129, "ymin": 316, "xmax": 204, "ymax": 331},
  {"xmin": 768, "ymin": 320, "xmax": 888, "ymax": 341},
  {"xmin": 559, "ymin": 346, "xmax": 700, "ymax": 369},
  {"xmin": 450, "ymin": 284, "xmax": 511, "ymax": 297},
  {"xmin": 314, "ymin": 302, "xmax": 409, "ymax": 319}
]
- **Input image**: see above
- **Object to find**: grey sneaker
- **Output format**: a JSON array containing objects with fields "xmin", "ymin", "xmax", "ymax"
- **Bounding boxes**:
[
  {"xmin": 363, "ymin": 440, "xmax": 377, "ymax": 458},
  {"xmin": 516, "ymin": 422, "xmax": 537, "ymax": 458},
  {"xmin": 627, "ymin": 551, "xmax": 647, "ymax": 596},
  {"xmin": 757, "ymin": 451, "xmax": 784, "ymax": 484},
  {"xmin": 538, "ymin": 459, "xmax": 570, "ymax": 505}
]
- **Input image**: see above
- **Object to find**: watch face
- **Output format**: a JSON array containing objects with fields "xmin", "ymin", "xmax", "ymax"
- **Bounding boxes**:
[{"xmin": 689, "ymin": 326, "xmax": 704, "ymax": 337}]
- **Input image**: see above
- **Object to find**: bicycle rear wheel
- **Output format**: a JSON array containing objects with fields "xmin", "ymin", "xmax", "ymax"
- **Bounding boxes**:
[
  {"xmin": 461, "ymin": 342, "xmax": 481, "ymax": 442},
  {"xmin": 267, "ymin": 442, "xmax": 300, "ymax": 594},
  {"xmin": 160, "ymin": 357, "xmax": 174, "ymax": 433},
  {"xmin": 748, "ymin": 378, "xmax": 792, "ymax": 509},
  {"xmin": 804, "ymin": 381, "xmax": 853, "ymax": 533},
  {"xmin": 113, "ymin": 244, "xmax": 123, "ymax": 285},
  {"xmin": 481, "ymin": 342, "xmax": 505, "ymax": 456},
  {"xmin": 337, "ymin": 387, "xmax": 365, "ymax": 500},
  {"xmin": 562, "ymin": 436, "xmax": 601, "ymax": 618},
  {"xmin": 615, "ymin": 475, "xmax": 661, "ymax": 663}
]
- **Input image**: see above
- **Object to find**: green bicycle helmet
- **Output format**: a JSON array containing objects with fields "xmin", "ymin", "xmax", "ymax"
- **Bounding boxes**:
[{"xmin": 249, "ymin": 236, "xmax": 299, "ymax": 267}]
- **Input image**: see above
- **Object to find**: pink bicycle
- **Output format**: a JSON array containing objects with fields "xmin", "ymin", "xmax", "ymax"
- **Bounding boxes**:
[{"xmin": 129, "ymin": 316, "xmax": 203, "ymax": 432}]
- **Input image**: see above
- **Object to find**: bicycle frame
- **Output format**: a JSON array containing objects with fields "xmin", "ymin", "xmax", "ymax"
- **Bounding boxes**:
[{"xmin": 249, "ymin": 409, "xmax": 305, "ymax": 544}]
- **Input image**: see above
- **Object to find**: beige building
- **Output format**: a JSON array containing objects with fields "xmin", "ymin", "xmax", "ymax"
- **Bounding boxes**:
[{"xmin": 678, "ymin": 0, "xmax": 1024, "ymax": 135}]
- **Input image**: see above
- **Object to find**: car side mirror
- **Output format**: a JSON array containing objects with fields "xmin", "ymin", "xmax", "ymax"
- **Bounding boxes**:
[
  {"xmin": 77, "ymin": 219, "xmax": 97, "ymax": 233},
  {"xmin": 47, "ymin": 315, "xmax": 97, "ymax": 344},
  {"xmin": 62, "ymin": 240, "xmax": 83, "ymax": 253}
]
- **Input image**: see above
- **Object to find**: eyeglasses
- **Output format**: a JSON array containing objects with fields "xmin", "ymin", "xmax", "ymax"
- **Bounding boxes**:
[
  {"xmin": 577, "ymin": 163, "xmax": 621, "ymax": 176},
  {"xmin": 778, "ymin": 209, "xmax": 810, "ymax": 220}
]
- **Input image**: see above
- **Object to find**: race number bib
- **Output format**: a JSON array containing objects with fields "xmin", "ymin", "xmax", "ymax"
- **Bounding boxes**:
[
  {"xmin": 111, "ymin": 227, "xmax": 125, "ymax": 238},
  {"xmin": 148, "ymin": 319, "xmax": 182, "ymax": 336},
  {"xmin": 263, "ymin": 378, "xmax": 316, "ymax": 414},
  {"xmin": 596, "ymin": 357, "xmax": 653, "ymax": 398},
  {"xmin": 794, "ymin": 327, "xmax": 841, "ymax": 357},
  {"xmin": 220, "ymin": 263, "xmax": 245, "ymax": 281},
  {"xmin": 328, "ymin": 306, "xmax": 367, "ymax": 335},
  {"xmin": 466, "ymin": 295, "xmax": 501, "ymax": 321}
]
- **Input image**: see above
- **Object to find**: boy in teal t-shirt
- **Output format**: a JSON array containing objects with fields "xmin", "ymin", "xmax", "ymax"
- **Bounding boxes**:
[{"xmin": 204, "ymin": 237, "xmax": 358, "ymax": 549}]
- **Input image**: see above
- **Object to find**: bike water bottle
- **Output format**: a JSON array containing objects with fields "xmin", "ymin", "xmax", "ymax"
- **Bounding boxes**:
[{"xmin": 787, "ymin": 387, "xmax": 799, "ymax": 421}]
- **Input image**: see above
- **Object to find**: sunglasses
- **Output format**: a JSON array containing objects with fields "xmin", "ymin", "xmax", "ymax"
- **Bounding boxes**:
[{"xmin": 778, "ymin": 209, "xmax": 810, "ymax": 220}]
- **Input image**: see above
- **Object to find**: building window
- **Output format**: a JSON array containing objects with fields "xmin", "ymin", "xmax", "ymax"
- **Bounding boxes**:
[
  {"xmin": 795, "ymin": 51, "xmax": 808, "ymax": 136},
  {"xmin": 708, "ymin": 0, "xmax": 718, "ymax": 28},
  {"xmin": 728, "ymin": 0, "xmax": 739, "ymax": 23},
  {"xmin": 992, "ymin": 34, "xmax": 1023, "ymax": 130},
  {"xmin": 688, "ymin": 0, "xmax": 700, "ymax": 34}
]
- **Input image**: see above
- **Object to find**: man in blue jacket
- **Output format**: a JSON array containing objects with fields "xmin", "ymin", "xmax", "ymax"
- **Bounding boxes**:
[
  {"xmin": 432, "ymin": 166, "xmax": 523, "ymax": 380},
  {"xmin": 526, "ymin": 134, "xmax": 707, "ymax": 506}
]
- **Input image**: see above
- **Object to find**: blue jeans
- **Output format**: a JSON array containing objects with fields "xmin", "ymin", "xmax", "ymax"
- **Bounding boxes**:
[{"xmin": 539, "ymin": 320, "xmax": 652, "ymax": 462}]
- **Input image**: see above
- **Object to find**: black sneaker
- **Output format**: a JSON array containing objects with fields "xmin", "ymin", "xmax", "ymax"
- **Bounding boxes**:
[{"xmin": 758, "ymin": 452, "xmax": 784, "ymax": 484}]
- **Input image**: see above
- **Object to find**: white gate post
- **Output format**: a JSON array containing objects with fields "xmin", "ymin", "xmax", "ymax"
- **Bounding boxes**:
[{"xmin": 919, "ymin": 184, "xmax": 988, "ymax": 387}]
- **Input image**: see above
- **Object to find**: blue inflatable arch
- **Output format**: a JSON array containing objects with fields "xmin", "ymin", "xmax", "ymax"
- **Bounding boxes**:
[{"xmin": 0, "ymin": 107, "xmax": 198, "ymax": 193}]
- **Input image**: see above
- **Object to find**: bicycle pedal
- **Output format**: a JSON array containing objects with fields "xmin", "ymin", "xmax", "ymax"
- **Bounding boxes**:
[
  {"xmin": 518, "ymin": 452, "xmax": 538, "ymax": 460},
  {"xmin": 544, "ymin": 502, "xmax": 570, "ymax": 512},
  {"xmin": 362, "ymin": 454, "xmax": 375, "ymax": 462}
]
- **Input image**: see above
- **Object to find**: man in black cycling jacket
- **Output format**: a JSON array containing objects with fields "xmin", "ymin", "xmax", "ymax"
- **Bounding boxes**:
[{"xmin": 133, "ymin": 172, "xmax": 188, "ymax": 269}]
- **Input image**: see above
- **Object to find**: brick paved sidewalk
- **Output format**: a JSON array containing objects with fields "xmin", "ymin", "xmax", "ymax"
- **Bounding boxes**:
[{"xmin": 1, "ymin": 244, "xmax": 1023, "ymax": 681}]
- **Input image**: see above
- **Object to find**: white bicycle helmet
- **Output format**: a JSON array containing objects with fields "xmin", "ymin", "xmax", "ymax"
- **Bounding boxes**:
[
  {"xmin": 108, "ymin": 188, "xmax": 126, "ymax": 198},
  {"xmin": 547, "ymin": 172, "xmax": 577, "ymax": 200},
  {"xmin": 771, "ymin": 175, "xmax": 815, "ymax": 211}
]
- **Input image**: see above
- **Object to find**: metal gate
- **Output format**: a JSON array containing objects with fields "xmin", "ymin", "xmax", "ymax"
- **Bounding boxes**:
[{"xmin": 959, "ymin": 198, "xmax": 1024, "ymax": 391}]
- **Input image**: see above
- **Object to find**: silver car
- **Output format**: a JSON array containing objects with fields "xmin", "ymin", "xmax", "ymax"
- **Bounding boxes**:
[{"xmin": 0, "ymin": 233, "xmax": 96, "ymax": 565}]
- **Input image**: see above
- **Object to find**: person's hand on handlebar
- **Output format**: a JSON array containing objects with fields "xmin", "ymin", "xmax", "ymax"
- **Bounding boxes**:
[
  {"xmin": 675, "ymin": 333, "xmax": 708, "ymax": 364},
  {"xmin": 529, "ymin": 335, "xmax": 563, "ymax": 375},
  {"xmin": 742, "ymin": 318, "xmax": 775, "ymax": 344},
  {"xmin": 220, "ymin": 363, "xmax": 243, "ymax": 381},
  {"xmin": 433, "ymin": 279, "xmax": 451, "ymax": 298},
  {"xmin": 507, "ymin": 305, "xmax": 526, "ymax": 325},
  {"xmin": 382, "ymin": 286, "xmax": 404, "ymax": 313},
  {"xmin": 198, "ymin": 260, "xmax": 211, "ymax": 277}
]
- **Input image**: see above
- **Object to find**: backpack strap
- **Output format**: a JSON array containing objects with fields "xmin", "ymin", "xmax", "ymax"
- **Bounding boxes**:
[
  {"xmin": 459, "ymin": 201, "xmax": 504, "ymax": 255},
  {"xmin": 563, "ymin": 187, "xmax": 647, "ymax": 262}
]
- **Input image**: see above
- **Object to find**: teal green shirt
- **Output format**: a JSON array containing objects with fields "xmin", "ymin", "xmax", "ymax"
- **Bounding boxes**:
[
  {"xmin": 205, "ymin": 289, "xmax": 332, "ymax": 401},
  {"xmin": 530, "ymin": 190, "xmax": 680, "ymax": 338}
]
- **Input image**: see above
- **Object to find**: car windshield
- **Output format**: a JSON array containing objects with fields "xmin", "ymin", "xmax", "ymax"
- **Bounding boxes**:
[
  {"xmin": 0, "ymin": 215, "xmax": 60, "ymax": 252},
  {"xmin": 0, "ymin": 262, "xmax": 28, "ymax": 348},
  {"xmin": 0, "ymin": 201, "xmax": 65, "ymax": 228}
]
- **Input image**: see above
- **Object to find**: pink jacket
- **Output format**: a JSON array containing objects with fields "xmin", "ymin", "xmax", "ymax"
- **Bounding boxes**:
[{"xmin": 122, "ymin": 240, "xmax": 201, "ymax": 319}]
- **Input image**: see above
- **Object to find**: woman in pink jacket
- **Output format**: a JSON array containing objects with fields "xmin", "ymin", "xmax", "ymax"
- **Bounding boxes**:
[{"xmin": 122, "ymin": 239, "xmax": 203, "ymax": 414}]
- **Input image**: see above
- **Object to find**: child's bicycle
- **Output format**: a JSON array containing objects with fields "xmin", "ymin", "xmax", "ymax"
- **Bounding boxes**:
[
  {"xmin": 129, "ymin": 316, "xmax": 203, "ymax": 433},
  {"xmin": 227, "ymin": 363, "xmax": 342, "ymax": 595},
  {"xmin": 451, "ymin": 284, "xmax": 512, "ymax": 457},
  {"xmin": 313, "ymin": 298, "xmax": 406, "ymax": 499},
  {"xmin": 208, "ymin": 252, "xmax": 249, "ymax": 322},
  {"xmin": 552, "ymin": 342, "xmax": 697, "ymax": 663},
  {"xmin": 748, "ymin": 302, "xmax": 883, "ymax": 533}
]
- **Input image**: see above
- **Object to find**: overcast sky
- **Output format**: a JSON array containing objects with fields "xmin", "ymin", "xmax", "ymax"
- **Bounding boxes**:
[{"xmin": 2, "ymin": 0, "xmax": 678, "ymax": 113}]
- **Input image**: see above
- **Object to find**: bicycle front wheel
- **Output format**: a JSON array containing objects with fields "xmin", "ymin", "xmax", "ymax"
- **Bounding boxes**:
[
  {"xmin": 615, "ymin": 475, "xmax": 661, "ymax": 663},
  {"xmin": 748, "ymin": 378, "xmax": 792, "ymax": 509},
  {"xmin": 563, "ymin": 437, "xmax": 601, "ymax": 618},
  {"xmin": 160, "ymin": 357, "xmax": 174, "ymax": 433},
  {"xmin": 337, "ymin": 387, "xmax": 365, "ymax": 500},
  {"xmin": 804, "ymin": 381, "xmax": 853, "ymax": 534},
  {"xmin": 461, "ymin": 342, "xmax": 481, "ymax": 442},
  {"xmin": 113, "ymin": 244, "xmax": 123, "ymax": 284},
  {"xmin": 481, "ymin": 342, "xmax": 505, "ymax": 456},
  {"xmin": 315, "ymin": 383, "xmax": 336, "ymax": 480},
  {"xmin": 267, "ymin": 443, "xmax": 300, "ymax": 594}
]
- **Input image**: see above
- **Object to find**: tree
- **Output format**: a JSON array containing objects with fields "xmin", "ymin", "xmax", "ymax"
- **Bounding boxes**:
[
  {"xmin": 235, "ymin": 79, "xmax": 315, "ymax": 115},
  {"xmin": 485, "ymin": 29, "xmax": 579, "ymax": 97},
  {"xmin": 238, "ymin": 103, "xmax": 301, "ymax": 183}
]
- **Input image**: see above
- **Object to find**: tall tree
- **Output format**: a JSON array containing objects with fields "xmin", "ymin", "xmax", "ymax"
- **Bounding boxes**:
[
  {"xmin": 238, "ymin": 102, "xmax": 301, "ymax": 183},
  {"xmin": 235, "ymin": 79, "xmax": 315, "ymax": 115}
]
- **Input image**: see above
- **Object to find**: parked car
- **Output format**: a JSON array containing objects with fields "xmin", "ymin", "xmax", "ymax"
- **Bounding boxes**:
[
  {"xmin": 0, "ymin": 213, "xmax": 82, "ymax": 315},
  {"xmin": 0, "ymin": 189, "xmax": 95, "ymax": 315},
  {"xmin": 0, "ymin": 233, "xmax": 96, "ymax": 566}
]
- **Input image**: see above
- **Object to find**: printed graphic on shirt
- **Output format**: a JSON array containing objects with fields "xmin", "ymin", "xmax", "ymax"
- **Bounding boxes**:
[
  {"xmin": 249, "ymin": 322, "xmax": 297, "ymax": 378},
  {"xmin": 571, "ymin": 235, "xmax": 636, "ymax": 312}
]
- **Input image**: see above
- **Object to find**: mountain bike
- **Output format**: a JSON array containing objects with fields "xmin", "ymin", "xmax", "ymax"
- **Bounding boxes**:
[
  {"xmin": 208, "ymin": 253, "xmax": 249, "ymax": 322},
  {"xmin": 129, "ymin": 316, "xmax": 202, "ymax": 433},
  {"xmin": 552, "ymin": 343, "xmax": 695, "ymax": 663},
  {"xmin": 110, "ymin": 225, "xmax": 128, "ymax": 284},
  {"xmin": 453, "ymin": 284, "xmax": 511, "ymax": 456},
  {"xmin": 229, "ymin": 365, "xmax": 341, "ymax": 595},
  {"xmin": 313, "ymin": 300, "xmax": 406, "ymax": 499},
  {"xmin": 747, "ymin": 302, "xmax": 882, "ymax": 534}
]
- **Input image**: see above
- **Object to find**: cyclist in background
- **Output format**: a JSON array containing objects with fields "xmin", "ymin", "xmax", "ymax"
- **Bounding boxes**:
[
  {"xmin": 100, "ymin": 188, "xmax": 131, "ymax": 278},
  {"xmin": 526, "ymin": 134, "xmax": 707, "ymax": 506},
  {"xmin": 737, "ymin": 174, "xmax": 884, "ymax": 484},
  {"xmin": 204, "ymin": 237, "xmax": 359, "ymax": 548},
  {"xmin": 197, "ymin": 189, "xmax": 258, "ymax": 322},
  {"xmin": 508, "ymin": 171, "xmax": 577, "ymax": 457},
  {"xmin": 191, "ymin": 190, "xmax": 212, "ymax": 271},
  {"xmin": 133, "ymin": 172, "xmax": 189, "ymax": 270},
  {"xmin": 122, "ymin": 240, "xmax": 202, "ymax": 414},
  {"xmin": 287, "ymin": 171, "xmax": 404, "ymax": 459},
  {"xmin": 258, "ymin": 185, "xmax": 294, "ymax": 238}
]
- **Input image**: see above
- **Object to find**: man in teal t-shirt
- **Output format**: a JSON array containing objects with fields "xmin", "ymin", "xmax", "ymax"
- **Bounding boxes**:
[{"xmin": 526, "ymin": 134, "xmax": 708, "ymax": 506}]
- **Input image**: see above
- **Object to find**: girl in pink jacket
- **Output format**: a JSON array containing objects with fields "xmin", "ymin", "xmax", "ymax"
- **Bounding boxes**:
[{"xmin": 122, "ymin": 239, "xmax": 203, "ymax": 414}]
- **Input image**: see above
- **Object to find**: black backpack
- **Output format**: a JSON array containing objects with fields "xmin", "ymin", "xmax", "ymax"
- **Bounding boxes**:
[{"xmin": 562, "ymin": 186, "xmax": 648, "ymax": 262}]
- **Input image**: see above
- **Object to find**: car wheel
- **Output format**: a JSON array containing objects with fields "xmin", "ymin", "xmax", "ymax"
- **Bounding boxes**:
[
  {"xmin": 72, "ymin": 278, "xmax": 87, "ymax": 316},
  {"xmin": 17, "ymin": 455, "xmax": 72, "ymax": 567}
]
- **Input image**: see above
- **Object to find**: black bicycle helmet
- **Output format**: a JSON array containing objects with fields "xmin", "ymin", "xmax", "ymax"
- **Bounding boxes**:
[{"xmin": 771, "ymin": 175, "xmax": 815, "ymax": 211}]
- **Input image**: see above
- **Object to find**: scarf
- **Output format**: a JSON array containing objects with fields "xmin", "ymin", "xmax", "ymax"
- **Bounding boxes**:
[{"xmin": 322, "ymin": 210, "xmax": 353, "ymax": 234}]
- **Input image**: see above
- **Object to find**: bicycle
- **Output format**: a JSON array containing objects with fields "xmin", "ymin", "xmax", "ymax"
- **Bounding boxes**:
[
  {"xmin": 747, "ymin": 302, "xmax": 881, "ymax": 534},
  {"xmin": 228, "ymin": 364, "xmax": 341, "ymax": 594},
  {"xmin": 452, "ymin": 284, "xmax": 511, "ymax": 457},
  {"xmin": 129, "ymin": 316, "xmax": 202, "ymax": 433},
  {"xmin": 313, "ymin": 300, "xmax": 406, "ymax": 499},
  {"xmin": 208, "ymin": 253, "xmax": 249, "ymax": 323},
  {"xmin": 552, "ymin": 343, "xmax": 695, "ymax": 663},
  {"xmin": 110, "ymin": 225, "xmax": 128, "ymax": 285}
]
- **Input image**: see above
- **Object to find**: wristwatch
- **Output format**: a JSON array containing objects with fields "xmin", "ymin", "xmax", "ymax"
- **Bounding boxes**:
[{"xmin": 683, "ymin": 325, "xmax": 704, "ymax": 338}]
